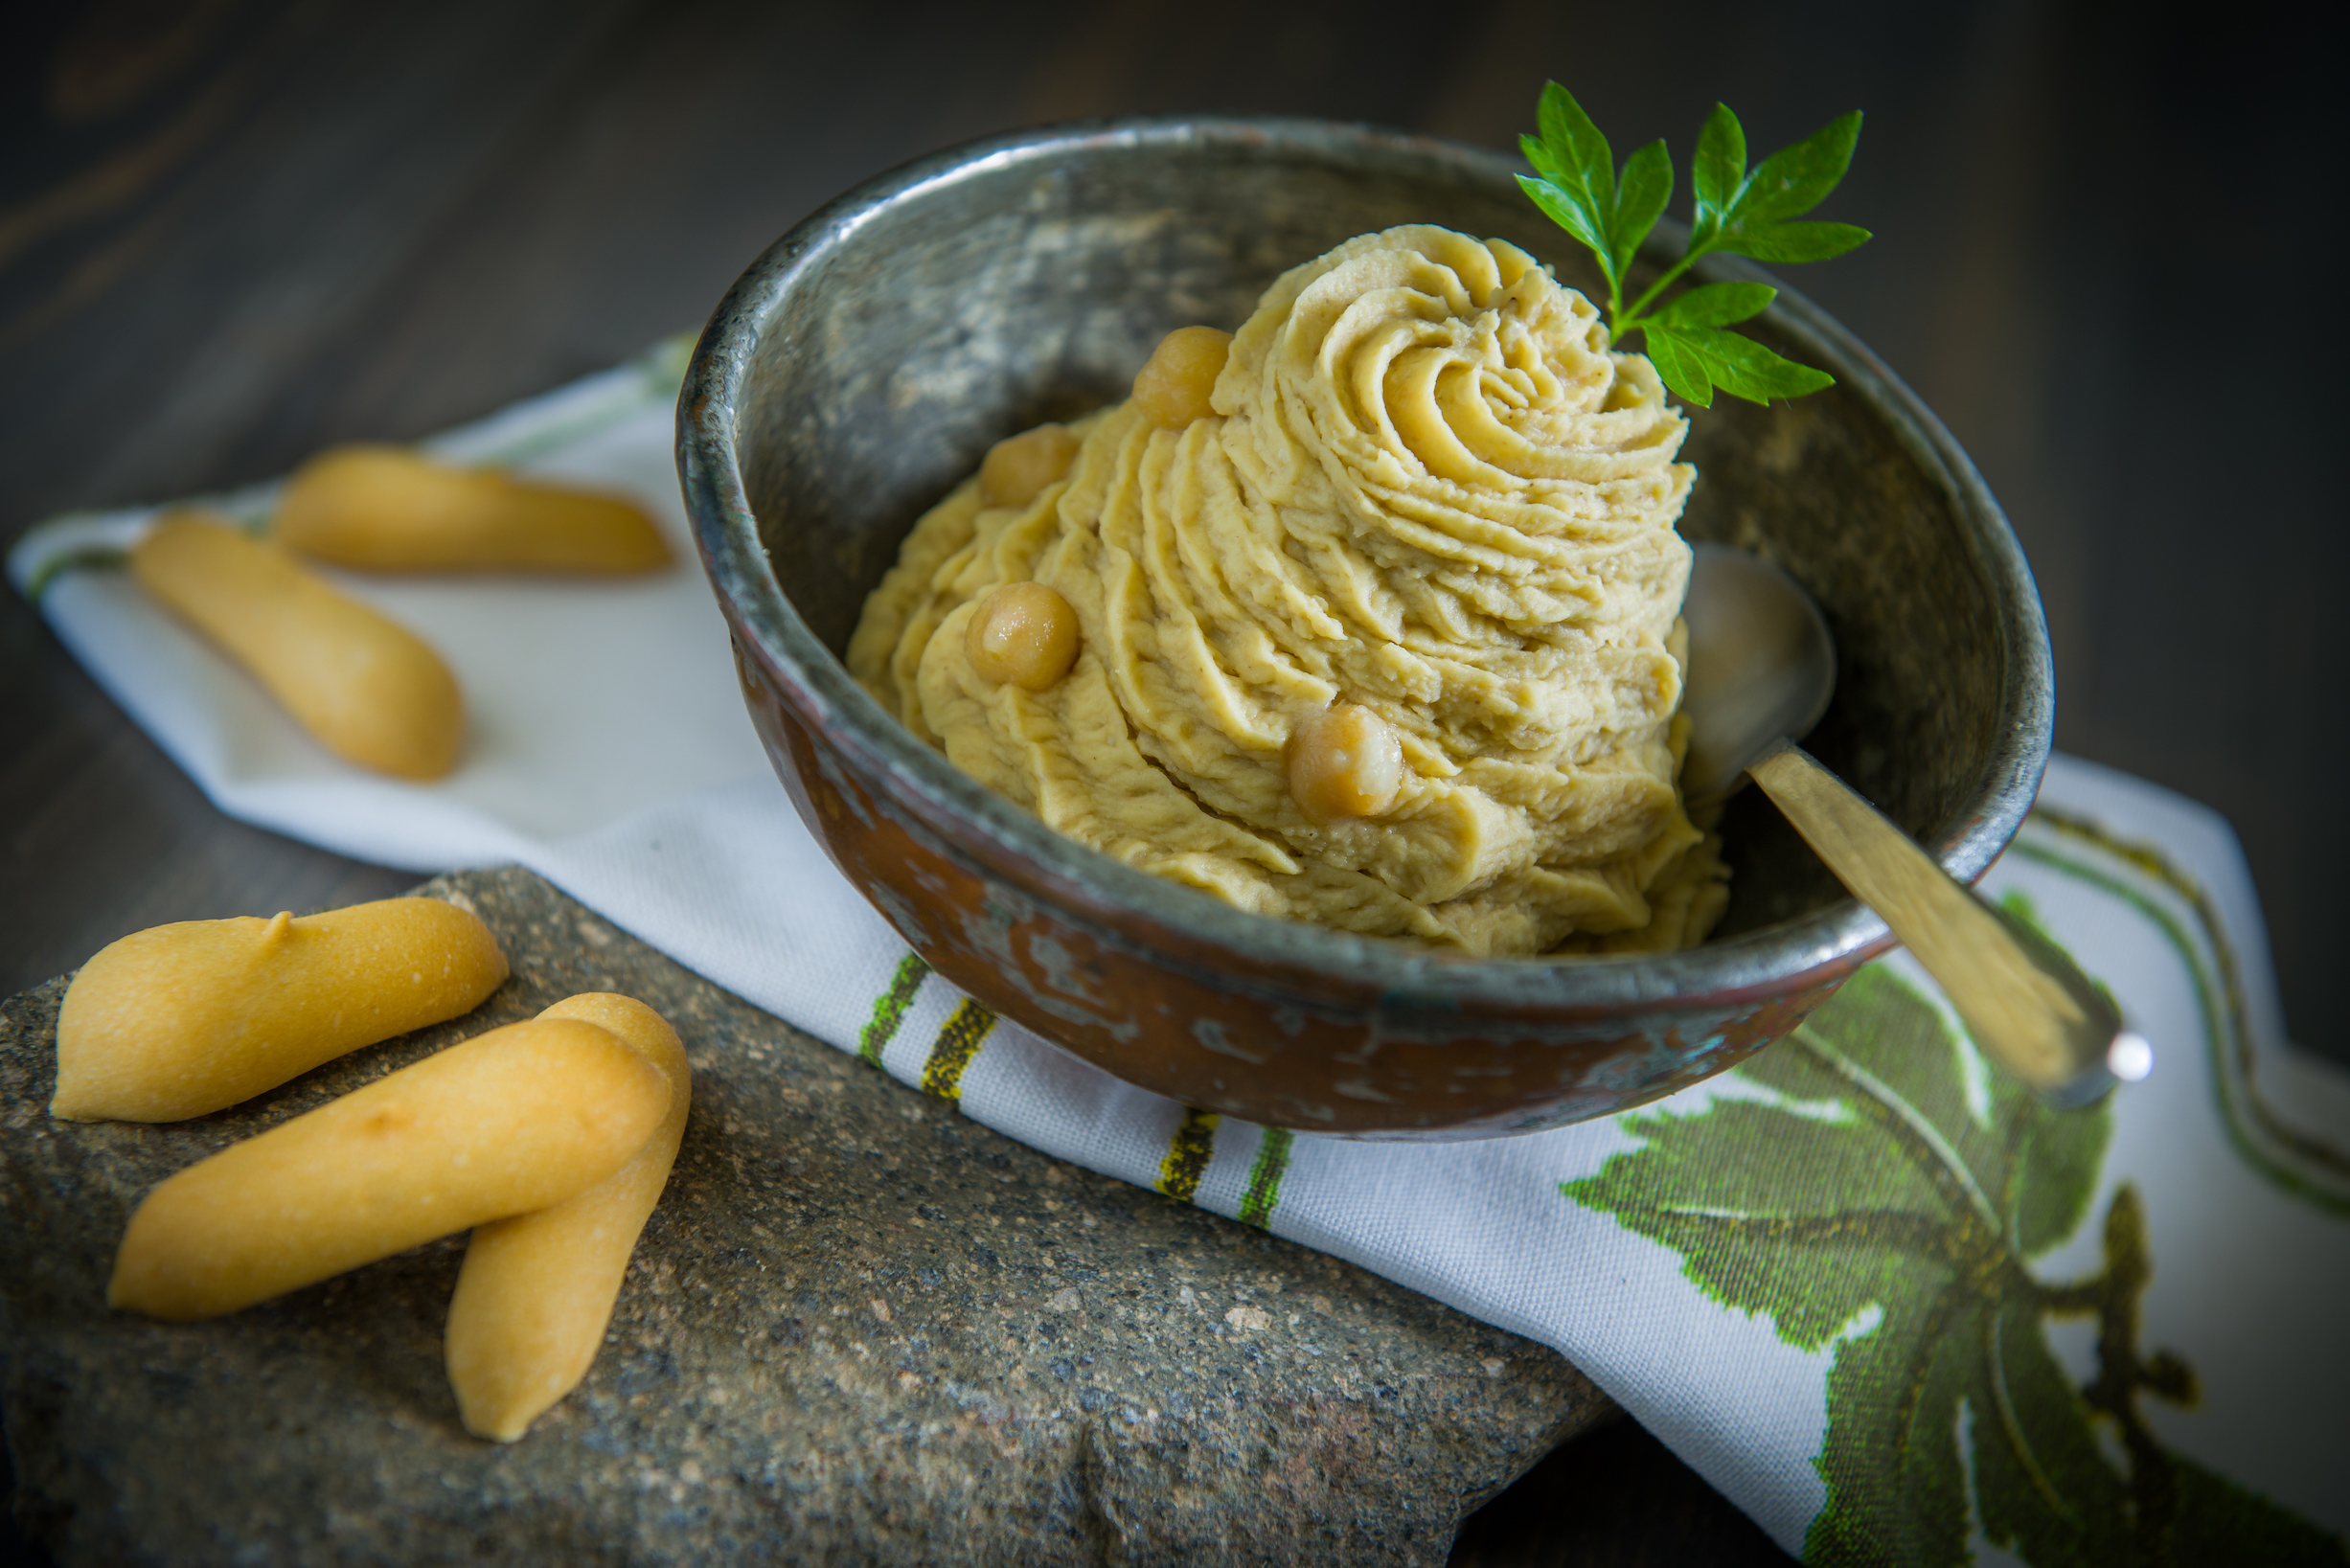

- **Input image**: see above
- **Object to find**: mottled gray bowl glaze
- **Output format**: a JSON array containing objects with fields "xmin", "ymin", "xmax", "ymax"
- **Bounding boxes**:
[{"xmin": 679, "ymin": 117, "xmax": 2052, "ymax": 1139}]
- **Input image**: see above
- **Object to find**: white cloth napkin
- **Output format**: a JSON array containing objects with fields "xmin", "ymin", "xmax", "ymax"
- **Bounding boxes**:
[{"xmin": 15, "ymin": 345, "xmax": 2347, "ymax": 1564}]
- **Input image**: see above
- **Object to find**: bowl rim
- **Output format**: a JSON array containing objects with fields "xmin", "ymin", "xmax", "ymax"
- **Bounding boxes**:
[{"xmin": 678, "ymin": 113, "xmax": 2054, "ymax": 1015}]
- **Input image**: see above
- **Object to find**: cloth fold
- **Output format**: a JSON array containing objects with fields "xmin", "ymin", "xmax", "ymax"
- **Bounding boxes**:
[{"xmin": 15, "ymin": 345, "xmax": 2345, "ymax": 1564}]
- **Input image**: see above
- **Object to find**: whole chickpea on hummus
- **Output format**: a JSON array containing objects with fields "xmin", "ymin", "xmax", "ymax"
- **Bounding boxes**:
[{"xmin": 850, "ymin": 225, "xmax": 1727, "ymax": 957}]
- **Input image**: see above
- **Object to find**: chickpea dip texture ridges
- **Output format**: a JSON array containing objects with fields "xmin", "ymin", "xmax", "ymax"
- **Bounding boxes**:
[{"xmin": 851, "ymin": 224, "xmax": 1728, "ymax": 958}]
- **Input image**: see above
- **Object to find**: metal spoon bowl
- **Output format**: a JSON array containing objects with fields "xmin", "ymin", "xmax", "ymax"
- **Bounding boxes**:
[
  {"xmin": 1682, "ymin": 544, "xmax": 1838, "ymax": 809},
  {"xmin": 1683, "ymin": 542, "xmax": 2152, "ymax": 1106}
]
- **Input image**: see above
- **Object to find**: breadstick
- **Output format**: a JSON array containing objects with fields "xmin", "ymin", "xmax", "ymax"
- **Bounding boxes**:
[
  {"xmin": 444, "ymin": 994, "xmax": 691, "ymax": 1441},
  {"xmin": 275, "ymin": 445, "xmax": 670, "ymax": 573},
  {"xmin": 52, "ymin": 898, "xmax": 509, "ymax": 1124},
  {"xmin": 108, "ymin": 1016, "xmax": 671, "ymax": 1322},
  {"xmin": 130, "ymin": 512, "xmax": 464, "ymax": 779}
]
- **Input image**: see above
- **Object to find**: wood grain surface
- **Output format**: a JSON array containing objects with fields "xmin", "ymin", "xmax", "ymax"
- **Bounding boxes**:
[{"xmin": 0, "ymin": 0, "xmax": 2336, "ymax": 1562}]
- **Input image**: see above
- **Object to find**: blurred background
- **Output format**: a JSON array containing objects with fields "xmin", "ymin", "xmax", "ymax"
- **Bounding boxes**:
[{"xmin": 0, "ymin": 0, "xmax": 2338, "ymax": 1559}]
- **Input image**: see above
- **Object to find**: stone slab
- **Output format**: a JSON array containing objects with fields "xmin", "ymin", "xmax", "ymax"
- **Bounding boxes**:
[{"xmin": 0, "ymin": 866, "xmax": 1611, "ymax": 1566}]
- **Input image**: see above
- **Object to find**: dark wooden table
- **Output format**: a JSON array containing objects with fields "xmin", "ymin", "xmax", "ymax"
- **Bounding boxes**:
[{"xmin": 2, "ymin": 1, "xmax": 2337, "ymax": 1562}]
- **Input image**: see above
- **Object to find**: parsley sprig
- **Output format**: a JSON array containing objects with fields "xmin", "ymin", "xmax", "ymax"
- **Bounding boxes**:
[{"xmin": 1517, "ymin": 83, "xmax": 1869, "ymax": 407}]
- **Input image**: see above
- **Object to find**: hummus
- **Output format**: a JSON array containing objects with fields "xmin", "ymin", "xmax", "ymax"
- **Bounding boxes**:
[{"xmin": 849, "ymin": 224, "xmax": 1727, "ymax": 956}]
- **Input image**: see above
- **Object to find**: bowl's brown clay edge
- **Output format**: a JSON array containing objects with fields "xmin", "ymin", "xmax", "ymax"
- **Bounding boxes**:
[{"xmin": 677, "ymin": 117, "xmax": 2053, "ymax": 1139}]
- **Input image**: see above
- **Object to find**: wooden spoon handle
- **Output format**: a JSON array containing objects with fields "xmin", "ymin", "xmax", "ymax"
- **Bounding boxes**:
[{"xmin": 1748, "ymin": 743, "xmax": 2137, "ymax": 1105}]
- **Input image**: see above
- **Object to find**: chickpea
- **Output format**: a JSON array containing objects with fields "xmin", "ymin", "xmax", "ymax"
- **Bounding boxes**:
[
  {"xmin": 1131, "ymin": 326, "xmax": 1232, "ymax": 428},
  {"xmin": 966, "ymin": 581, "xmax": 1080, "ymax": 691},
  {"xmin": 977, "ymin": 423, "xmax": 1081, "ymax": 509},
  {"xmin": 1287, "ymin": 703, "xmax": 1404, "ymax": 821}
]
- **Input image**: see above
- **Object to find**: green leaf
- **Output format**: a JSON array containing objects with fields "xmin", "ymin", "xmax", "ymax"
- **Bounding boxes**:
[
  {"xmin": 1652, "ymin": 324, "xmax": 1834, "ymax": 404},
  {"xmin": 1567, "ymin": 1098, "xmax": 1934, "ymax": 1348},
  {"xmin": 2006, "ymin": 1094, "xmax": 2110, "ymax": 1257},
  {"xmin": 1567, "ymin": 956, "xmax": 2347, "ymax": 1567},
  {"xmin": 1536, "ymin": 80, "xmax": 1615, "ymax": 216},
  {"xmin": 1516, "ymin": 175, "xmax": 1610, "ymax": 266},
  {"xmin": 1572, "ymin": 967, "xmax": 1992, "ymax": 1351},
  {"xmin": 1609, "ymin": 139, "xmax": 1674, "ymax": 284},
  {"xmin": 1515, "ymin": 85, "xmax": 1860, "ymax": 405},
  {"xmin": 1731, "ymin": 108, "xmax": 1863, "ymax": 226},
  {"xmin": 1805, "ymin": 1282, "xmax": 1983, "ymax": 1568},
  {"xmin": 2170, "ymin": 1456, "xmax": 2350, "ymax": 1565},
  {"xmin": 1695, "ymin": 110, "xmax": 1870, "ymax": 272},
  {"xmin": 1649, "ymin": 280, "xmax": 1775, "ymax": 328},
  {"xmin": 1571, "ymin": 966, "xmax": 2001, "ymax": 1565},
  {"xmin": 1518, "ymin": 132, "xmax": 1567, "ymax": 188},
  {"xmin": 1637, "ymin": 326, "xmax": 1713, "ymax": 406},
  {"xmin": 1971, "ymin": 1298, "xmax": 2135, "ymax": 1562},
  {"xmin": 1758, "ymin": 966, "xmax": 2018, "ymax": 1238},
  {"xmin": 1569, "ymin": 965, "xmax": 2115, "ymax": 1567},
  {"xmin": 1526, "ymin": 82, "xmax": 1631, "ymax": 300},
  {"xmin": 1690, "ymin": 102, "xmax": 1745, "ymax": 252},
  {"xmin": 1717, "ymin": 219, "xmax": 1873, "ymax": 263}
]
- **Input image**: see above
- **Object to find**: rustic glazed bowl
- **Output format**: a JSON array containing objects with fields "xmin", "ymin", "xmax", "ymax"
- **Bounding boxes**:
[{"xmin": 678, "ymin": 117, "xmax": 2052, "ymax": 1140}]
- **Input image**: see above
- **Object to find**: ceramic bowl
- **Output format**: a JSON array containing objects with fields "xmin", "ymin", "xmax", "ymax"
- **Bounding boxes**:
[{"xmin": 678, "ymin": 117, "xmax": 2051, "ymax": 1139}]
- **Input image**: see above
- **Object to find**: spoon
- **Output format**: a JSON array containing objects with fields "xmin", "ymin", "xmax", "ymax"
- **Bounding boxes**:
[{"xmin": 1680, "ymin": 543, "xmax": 2152, "ymax": 1108}]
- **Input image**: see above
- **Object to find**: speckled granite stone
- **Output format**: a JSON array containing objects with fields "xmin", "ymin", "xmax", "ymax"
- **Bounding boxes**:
[{"xmin": 0, "ymin": 866, "xmax": 1610, "ymax": 1566}]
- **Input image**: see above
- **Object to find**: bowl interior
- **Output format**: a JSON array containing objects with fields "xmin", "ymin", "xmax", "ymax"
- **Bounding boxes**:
[{"xmin": 729, "ymin": 121, "xmax": 2034, "ymax": 948}]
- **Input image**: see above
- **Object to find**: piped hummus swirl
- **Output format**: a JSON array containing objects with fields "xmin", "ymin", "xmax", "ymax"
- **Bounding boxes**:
[{"xmin": 850, "ymin": 224, "xmax": 1728, "ymax": 956}]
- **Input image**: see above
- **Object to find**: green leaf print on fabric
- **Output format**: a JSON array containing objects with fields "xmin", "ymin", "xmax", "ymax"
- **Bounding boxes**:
[{"xmin": 1565, "ymin": 963, "xmax": 2345, "ymax": 1567}]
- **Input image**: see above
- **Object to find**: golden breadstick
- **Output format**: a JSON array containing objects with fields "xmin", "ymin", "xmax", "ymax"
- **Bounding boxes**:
[
  {"xmin": 274, "ymin": 445, "xmax": 670, "ymax": 573},
  {"xmin": 108, "ymin": 1016, "xmax": 671, "ymax": 1322},
  {"xmin": 52, "ymin": 898, "xmax": 509, "ymax": 1124},
  {"xmin": 130, "ymin": 512, "xmax": 464, "ymax": 779},
  {"xmin": 445, "ymin": 994, "xmax": 691, "ymax": 1441}
]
